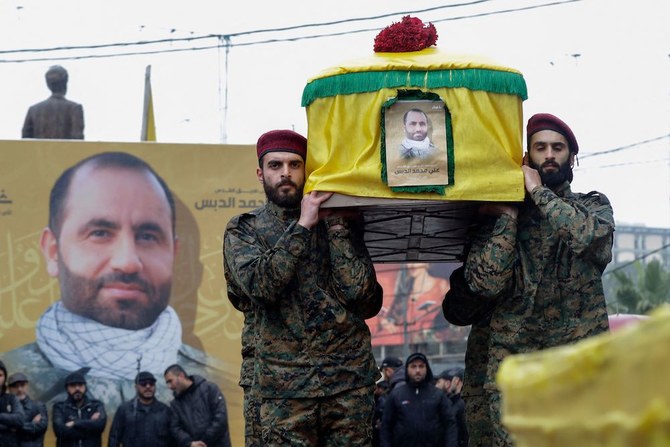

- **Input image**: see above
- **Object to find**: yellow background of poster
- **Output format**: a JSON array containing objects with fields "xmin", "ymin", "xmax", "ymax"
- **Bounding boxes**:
[{"xmin": 0, "ymin": 139, "xmax": 261, "ymax": 446}]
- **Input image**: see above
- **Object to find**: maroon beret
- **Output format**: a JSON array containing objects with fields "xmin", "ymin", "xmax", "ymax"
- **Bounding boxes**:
[
  {"xmin": 256, "ymin": 129, "xmax": 307, "ymax": 160},
  {"xmin": 527, "ymin": 113, "xmax": 579, "ymax": 154}
]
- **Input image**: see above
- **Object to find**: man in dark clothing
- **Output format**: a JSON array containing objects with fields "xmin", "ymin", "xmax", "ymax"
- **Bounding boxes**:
[
  {"xmin": 7, "ymin": 372, "xmax": 47, "ymax": 447},
  {"xmin": 52, "ymin": 372, "xmax": 107, "ymax": 447},
  {"xmin": 435, "ymin": 370, "xmax": 454, "ymax": 395},
  {"xmin": 460, "ymin": 113, "xmax": 614, "ymax": 446},
  {"xmin": 446, "ymin": 368, "xmax": 469, "ymax": 447},
  {"xmin": 164, "ymin": 364, "xmax": 231, "ymax": 447},
  {"xmin": 373, "ymin": 357, "xmax": 403, "ymax": 446},
  {"xmin": 0, "ymin": 360, "xmax": 25, "ymax": 447},
  {"xmin": 378, "ymin": 356, "xmax": 403, "ymax": 389},
  {"xmin": 108, "ymin": 371, "xmax": 173, "ymax": 447},
  {"xmin": 388, "ymin": 365, "xmax": 406, "ymax": 392},
  {"xmin": 381, "ymin": 352, "xmax": 457, "ymax": 447},
  {"xmin": 372, "ymin": 381, "xmax": 390, "ymax": 447}
]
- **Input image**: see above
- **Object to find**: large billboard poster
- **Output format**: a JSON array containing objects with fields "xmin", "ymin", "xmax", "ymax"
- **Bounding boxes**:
[{"xmin": 0, "ymin": 139, "xmax": 258, "ymax": 445}]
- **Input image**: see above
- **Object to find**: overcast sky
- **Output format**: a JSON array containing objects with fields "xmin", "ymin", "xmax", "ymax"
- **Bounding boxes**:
[{"xmin": 1, "ymin": 0, "xmax": 668, "ymax": 228}]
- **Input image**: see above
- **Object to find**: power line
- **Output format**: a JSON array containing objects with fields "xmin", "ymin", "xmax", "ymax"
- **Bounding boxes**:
[
  {"xmin": 234, "ymin": 0, "xmax": 584, "ymax": 48},
  {"xmin": 0, "ymin": 0, "xmax": 509, "ymax": 56},
  {"xmin": 0, "ymin": 43, "xmax": 223, "ymax": 63},
  {"xmin": 576, "ymin": 157, "xmax": 670, "ymax": 170},
  {"xmin": 0, "ymin": 0, "xmax": 583, "ymax": 63},
  {"xmin": 579, "ymin": 134, "xmax": 670, "ymax": 159},
  {"xmin": 604, "ymin": 243, "xmax": 670, "ymax": 276},
  {"xmin": 0, "ymin": 34, "xmax": 218, "ymax": 55},
  {"xmin": 228, "ymin": 0, "xmax": 500, "ymax": 37}
]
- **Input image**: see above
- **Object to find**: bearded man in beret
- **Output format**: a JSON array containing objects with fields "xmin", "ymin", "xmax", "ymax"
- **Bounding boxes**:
[
  {"xmin": 223, "ymin": 130, "xmax": 383, "ymax": 446},
  {"xmin": 451, "ymin": 113, "xmax": 614, "ymax": 447}
]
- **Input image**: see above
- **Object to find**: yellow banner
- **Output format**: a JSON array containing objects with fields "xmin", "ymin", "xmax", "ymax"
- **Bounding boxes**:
[{"xmin": 0, "ymin": 139, "xmax": 262, "ymax": 446}]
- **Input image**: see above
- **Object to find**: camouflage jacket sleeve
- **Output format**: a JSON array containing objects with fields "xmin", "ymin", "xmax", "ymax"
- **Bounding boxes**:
[
  {"xmin": 223, "ymin": 215, "xmax": 311, "ymax": 307},
  {"xmin": 326, "ymin": 223, "xmax": 382, "ymax": 319},
  {"xmin": 531, "ymin": 186, "xmax": 614, "ymax": 269},
  {"xmin": 464, "ymin": 213, "xmax": 519, "ymax": 298}
]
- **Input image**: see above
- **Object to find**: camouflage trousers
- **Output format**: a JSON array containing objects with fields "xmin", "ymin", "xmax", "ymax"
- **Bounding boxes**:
[
  {"xmin": 464, "ymin": 388, "xmax": 492, "ymax": 447},
  {"xmin": 464, "ymin": 386, "xmax": 515, "ymax": 447},
  {"xmin": 487, "ymin": 388, "xmax": 513, "ymax": 447},
  {"xmin": 260, "ymin": 384, "xmax": 374, "ymax": 446},
  {"xmin": 243, "ymin": 385, "xmax": 262, "ymax": 447}
]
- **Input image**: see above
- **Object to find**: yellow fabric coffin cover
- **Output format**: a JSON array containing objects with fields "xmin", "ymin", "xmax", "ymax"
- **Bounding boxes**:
[
  {"xmin": 497, "ymin": 305, "xmax": 670, "ymax": 447},
  {"xmin": 302, "ymin": 48, "xmax": 527, "ymax": 201}
]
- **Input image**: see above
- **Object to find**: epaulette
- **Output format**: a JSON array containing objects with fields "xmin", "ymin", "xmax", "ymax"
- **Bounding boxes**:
[{"xmin": 583, "ymin": 190, "xmax": 611, "ymax": 206}]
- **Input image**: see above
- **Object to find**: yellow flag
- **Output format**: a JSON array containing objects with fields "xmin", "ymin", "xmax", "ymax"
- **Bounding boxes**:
[{"xmin": 141, "ymin": 65, "xmax": 156, "ymax": 141}]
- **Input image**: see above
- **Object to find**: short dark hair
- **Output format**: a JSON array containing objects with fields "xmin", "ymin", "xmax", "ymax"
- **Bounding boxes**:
[
  {"xmin": 48, "ymin": 152, "xmax": 176, "ymax": 238},
  {"xmin": 163, "ymin": 363, "xmax": 187, "ymax": 377},
  {"xmin": 403, "ymin": 108, "xmax": 428, "ymax": 124}
]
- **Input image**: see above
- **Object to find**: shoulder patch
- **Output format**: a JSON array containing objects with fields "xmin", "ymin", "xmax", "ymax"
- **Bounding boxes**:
[{"xmin": 226, "ymin": 211, "xmax": 258, "ymax": 230}]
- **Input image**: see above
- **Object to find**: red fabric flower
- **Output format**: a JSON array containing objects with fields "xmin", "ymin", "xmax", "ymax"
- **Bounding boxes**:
[{"xmin": 374, "ymin": 16, "xmax": 438, "ymax": 52}]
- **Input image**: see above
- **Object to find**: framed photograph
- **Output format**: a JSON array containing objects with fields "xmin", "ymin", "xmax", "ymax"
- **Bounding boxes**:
[{"xmin": 383, "ymin": 98, "xmax": 450, "ymax": 188}]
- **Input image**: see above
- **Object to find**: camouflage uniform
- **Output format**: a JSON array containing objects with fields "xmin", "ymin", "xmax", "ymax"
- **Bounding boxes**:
[
  {"xmin": 226, "ymin": 284, "xmax": 262, "ymax": 447},
  {"xmin": 462, "ymin": 321, "xmax": 492, "ymax": 447},
  {"xmin": 464, "ymin": 182, "xmax": 614, "ymax": 447},
  {"xmin": 223, "ymin": 201, "xmax": 382, "ymax": 446}
]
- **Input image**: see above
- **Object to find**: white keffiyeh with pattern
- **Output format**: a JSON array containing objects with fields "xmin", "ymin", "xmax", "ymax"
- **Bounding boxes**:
[
  {"xmin": 399, "ymin": 137, "xmax": 437, "ymax": 159},
  {"xmin": 37, "ymin": 301, "xmax": 181, "ymax": 380}
]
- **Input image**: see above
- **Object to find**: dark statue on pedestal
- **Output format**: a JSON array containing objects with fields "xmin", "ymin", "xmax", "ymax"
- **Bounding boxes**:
[{"xmin": 22, "ymin": 65, "xmax": 84, "ymax": 139}]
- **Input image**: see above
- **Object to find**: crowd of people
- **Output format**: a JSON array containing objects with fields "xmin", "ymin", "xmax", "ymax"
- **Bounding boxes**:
[{"xmin": 0, "ymin": 360, "xmax": 231, "ymax": 447}]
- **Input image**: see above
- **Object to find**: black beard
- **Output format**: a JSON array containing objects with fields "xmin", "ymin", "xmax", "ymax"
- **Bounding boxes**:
[
  {"xmin": 263, "ymin": 179, "xmax": 303, "ymax": 208},
  {"xmin": 58, "ymin": 261, "xmax": 171, "ymax": 330},
  {"xmin": 529, "ymin": 158, "xmax": 573, "ymax": 187}
]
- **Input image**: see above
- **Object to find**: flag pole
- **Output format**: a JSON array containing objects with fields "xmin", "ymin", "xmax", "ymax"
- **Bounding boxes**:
[{"xmin": 141, "ymin": 65, "xmax": 156, "ymax": 141}]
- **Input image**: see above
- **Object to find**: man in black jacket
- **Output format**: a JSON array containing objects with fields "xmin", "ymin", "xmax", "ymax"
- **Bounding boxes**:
[
  {"xmin": 7, "ymin": 372, "xmax": 47, "ymax": 447},
  {"xmin": 109, "ymin": 371, "xmax": 173, "ymax": 447},
  {"xmin": 52, "ymin": 372, "xmax": 107, "ymax": 447},
  {"xmin": 381, "ymin": 352, "xmax": 457, "ymax": 447},
  {"xmin": 164, "ymin": 364, "xmax": 231, "ymax": 447},
  {"xmin": 0, "ymin": 360, "xmax": 25, "ymax": 447},
  {"xmin": 447, "ymin": 367, "xmax": 470, "ymax": 447}
]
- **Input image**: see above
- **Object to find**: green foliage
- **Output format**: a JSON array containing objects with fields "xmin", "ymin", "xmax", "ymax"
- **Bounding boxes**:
[{"xmin": 610, "ymin": 259, "xmax": 670, "ymax": 315}]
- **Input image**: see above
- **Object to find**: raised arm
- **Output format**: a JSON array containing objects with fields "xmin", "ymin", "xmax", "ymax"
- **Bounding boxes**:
[
  {"xmin": 326, "ymin": 215, "xmax": 382, "ymax": 318},
  {"xmin": 224, "ymin": 215, "xmax": 309, "ymax": 307},
  {"xmin": 464, "ymin": 205, "xmax": 519, "ymax": 298}
]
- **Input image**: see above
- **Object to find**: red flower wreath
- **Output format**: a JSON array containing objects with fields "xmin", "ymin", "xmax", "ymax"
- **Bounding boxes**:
[{"xmin": 373, "ymin": 16, "xmax": 438, "ymax": 52}]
